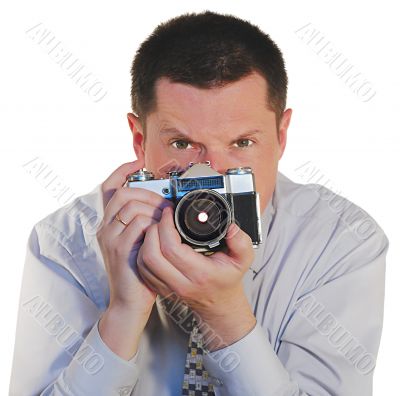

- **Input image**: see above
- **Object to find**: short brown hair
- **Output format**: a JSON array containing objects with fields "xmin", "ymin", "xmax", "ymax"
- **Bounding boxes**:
[{"xmin": 130, "ymin": 11, "xmax": 288, "ymax": 132}]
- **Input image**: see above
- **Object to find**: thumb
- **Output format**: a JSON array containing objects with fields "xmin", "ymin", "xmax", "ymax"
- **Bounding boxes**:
[
  {"xmin": 224, "ymin": 222, "xmax": 255, "ymax": 269},
  {"xmin": 101, "ymin": 157, "xmax": 145, "ymax": 208}
]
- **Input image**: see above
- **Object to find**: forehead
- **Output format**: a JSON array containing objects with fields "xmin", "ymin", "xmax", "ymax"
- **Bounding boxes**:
[{"xmin": 149, "ymin": 71, "xmax": 274, "ymax": 128}]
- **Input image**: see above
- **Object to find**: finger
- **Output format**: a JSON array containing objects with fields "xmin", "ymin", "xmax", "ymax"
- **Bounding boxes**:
[
  {"xmin": 104, "ymin": 187, "xmax": 174, "ymax": 225},
  {"xmin": 116, "ymin": 214, "xmax": 159, "ymax": 251},
  {"xmin": 136, "ymin": 245, "xmax": 174, "ymax": 297},
  {"xmin": 101, "ymin": 158, "xmax": 145, "ymax": 208},
  {"xmin": 158, "ymin": 206, "xmax": 210, "ymax": 279},
  {"xmin": 223, "ymin": 222, "xmax": 255, "ymax": 269},
  {"xmin": 119, "ymin": 200, "xmax": 163, "ymax": 224},
  {"xmin": 107, "ymin": 201, "xmax": 163, "ymax": 238},
  {"xmin": 139, "ymin": 223, "xmax": 192, "ymax": 291}
]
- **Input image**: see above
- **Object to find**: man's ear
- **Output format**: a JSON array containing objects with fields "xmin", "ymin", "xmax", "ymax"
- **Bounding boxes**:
[
  {"xmin": 277, "ymin": 108, "xmax": 292, "ymax": 160},
  {"xmin": 127, "ymin": 113, "xmax": 145, "ymax": 162}
]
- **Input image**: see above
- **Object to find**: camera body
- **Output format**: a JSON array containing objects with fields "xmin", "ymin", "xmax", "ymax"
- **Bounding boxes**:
[{"xmin": 125, "ymin": 161, "xmax": 262, "ymax": 254}]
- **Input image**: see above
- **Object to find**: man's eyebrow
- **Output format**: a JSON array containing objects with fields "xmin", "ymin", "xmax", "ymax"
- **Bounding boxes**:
[
  {"xmin": 234, "ymin": 129, "xmax": 264, "ymax": 138},
  {"xmin": 159, "ymin": 127, "xmax": 189, "ymax": 137},
  {"xmin": 159, "ymin": 127, "xmax": 264, "ymax": 139}
]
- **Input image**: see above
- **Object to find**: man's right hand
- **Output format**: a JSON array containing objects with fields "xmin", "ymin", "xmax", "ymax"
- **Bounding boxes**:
[{"xmin": 96, "ymin": 159, "xmax": 174, "ymax": 360}]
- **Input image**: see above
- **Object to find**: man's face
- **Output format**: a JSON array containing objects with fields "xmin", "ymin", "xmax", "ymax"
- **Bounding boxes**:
[{"xmin": 128, "ymin": 71, "xmax": 291, "ymax": 213}]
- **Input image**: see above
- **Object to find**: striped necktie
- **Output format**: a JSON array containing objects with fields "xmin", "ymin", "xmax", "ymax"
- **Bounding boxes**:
[{"xmin": 181, "ymin": 315, "xmax": 215, "ymax": 396}]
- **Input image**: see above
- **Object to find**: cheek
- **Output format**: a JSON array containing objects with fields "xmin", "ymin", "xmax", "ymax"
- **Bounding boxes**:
[{"xmin": 143, "ymin": 139, "xmax": 168, "ymax": 172}]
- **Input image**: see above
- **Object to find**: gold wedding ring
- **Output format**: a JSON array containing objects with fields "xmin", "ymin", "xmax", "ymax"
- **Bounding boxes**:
[{"xmin": 114, "ymin": 211, "xmax": 128, "ymax": 226}]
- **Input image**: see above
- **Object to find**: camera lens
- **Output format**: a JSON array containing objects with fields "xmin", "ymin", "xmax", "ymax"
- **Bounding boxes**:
[{"xmin": 175, "ymin": 189, "xmax": 231, "ymax": 247}]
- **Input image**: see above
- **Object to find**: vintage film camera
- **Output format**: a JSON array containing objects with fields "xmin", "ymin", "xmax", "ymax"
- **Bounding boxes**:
[{"xmin": 126, "ymin": 161, "xmax": 262, "ymax": 254}]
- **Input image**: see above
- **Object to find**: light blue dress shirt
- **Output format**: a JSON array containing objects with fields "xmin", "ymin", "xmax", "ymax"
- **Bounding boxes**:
[{"xmin": 9, "ymin": 171, "xmax": 388, "ymax": 396}]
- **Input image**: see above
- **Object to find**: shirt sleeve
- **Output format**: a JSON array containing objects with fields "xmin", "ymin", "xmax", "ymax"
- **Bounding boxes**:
[
  {"xmin": 202, "ymin": 227, "xmax": 389, "ymax": 396},
  {"xmin": 9, "ymin": 225, "xmax": 140, "ymax": 396}
]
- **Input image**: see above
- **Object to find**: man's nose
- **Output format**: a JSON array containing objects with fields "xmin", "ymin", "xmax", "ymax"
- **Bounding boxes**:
[{"xmin": 198, "ymin": 151, "xmax": 228, "ymax": 174}]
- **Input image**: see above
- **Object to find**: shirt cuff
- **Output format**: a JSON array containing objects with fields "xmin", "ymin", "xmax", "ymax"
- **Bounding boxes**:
[
  {"xmin": 62, "ymin": 318, "xmax": 139, "ymax": 396},
  {"xmin": 202, "ymin": 321, "xmax": 291, "ymax": 396}
]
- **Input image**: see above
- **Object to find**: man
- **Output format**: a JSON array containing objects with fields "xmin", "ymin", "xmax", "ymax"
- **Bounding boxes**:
[{"xmin": 9, "ymin": 10, "xmax": 388, "ymax": 396}]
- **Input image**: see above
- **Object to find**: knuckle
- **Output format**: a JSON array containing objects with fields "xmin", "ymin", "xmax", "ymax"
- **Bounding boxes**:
[
  {"xmin": 125, "ymin": 198, "xmax": 139, "ymax": 212},
  {"xmin": 113, "ymin": 187, "xmax": 135, "ymax": 206},
  {"xmin": 195, "ymin": 271, "xmax": 209, "ymax": 287},
  {"xmin": 134, "ymin": 217, "xmax": 147, "ymax": 232},
  {"xmin": 133, "ymin": 215, "xmax": 153, "ymax": 231},
  {"xmin": 161, "ymin": 244, "xmax": 178, "ymax": 260},
  {"xmin": 174, "ymin": 284, "xmax": 189, "ymax": 298}
]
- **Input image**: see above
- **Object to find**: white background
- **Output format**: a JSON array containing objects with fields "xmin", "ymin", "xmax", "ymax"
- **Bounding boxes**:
[{"xmin": 1, "ymin": 0, "xmax": 398, "ymax": 394}]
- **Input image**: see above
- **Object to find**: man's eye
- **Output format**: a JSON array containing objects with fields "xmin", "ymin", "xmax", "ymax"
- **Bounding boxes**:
[
  {"xmin": 234, "ymin": 139, "xmax": 254, "ymax": 148},
  {"xmin": 171, "ymin": 140, "xmax": 193, "ymax": 150}
]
